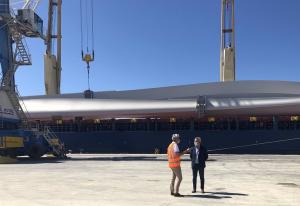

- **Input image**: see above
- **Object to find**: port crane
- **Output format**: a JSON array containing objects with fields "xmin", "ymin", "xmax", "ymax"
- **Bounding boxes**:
[
  {"xmin": 0, "ymin": 0, "xmax": 95, "ymax": 158},
  {"xmin": 0, "ymin": 0, "xmax": 65, "ymax": 158}
]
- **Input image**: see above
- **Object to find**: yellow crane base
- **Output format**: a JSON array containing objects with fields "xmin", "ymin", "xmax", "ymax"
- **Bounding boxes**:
[{"xmin": 0, "ymin": 156, "xmax": 18, "ymax": 164}]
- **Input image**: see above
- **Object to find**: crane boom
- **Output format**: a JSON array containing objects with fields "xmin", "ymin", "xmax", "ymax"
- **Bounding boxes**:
[
  {"xmin": 220, "ymin": 0, "xmax": 235, "ymax": 82},
  {"xmin": 44, "ymin": 0, "xmax": 62, "ymax": 95}
]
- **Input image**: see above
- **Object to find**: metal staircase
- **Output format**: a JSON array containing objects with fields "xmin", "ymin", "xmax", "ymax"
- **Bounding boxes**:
[
  {"xmin": 12, "ymin": 32, "xmax": 32, "ymax": 66},
  {"xmin": 43, "ymin": 126, "xmax": 65, "ymax": 157},
  {"xmin": 5, "ymin": 87, "xmax": 29, "ymax": 129}
]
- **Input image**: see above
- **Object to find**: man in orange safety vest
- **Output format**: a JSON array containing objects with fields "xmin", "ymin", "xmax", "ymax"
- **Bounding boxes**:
[{"xmin": 167, "ymin": 133, "xmax": 190, "ymax": 197}]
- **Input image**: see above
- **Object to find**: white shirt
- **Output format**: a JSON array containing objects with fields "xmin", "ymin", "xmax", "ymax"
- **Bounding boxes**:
[
  {"xmin": 173, "ymin": 142, "xmax": 180, "ymax": 153},
  {"xmin": 195, "ymin": 147, "xmax": 200, "ymax": 164}
]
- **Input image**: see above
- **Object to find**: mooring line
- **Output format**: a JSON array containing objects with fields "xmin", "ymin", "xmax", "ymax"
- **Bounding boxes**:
[{"xmin": 208, "ymin": 137, "xmax": 300, "ymax": 152}]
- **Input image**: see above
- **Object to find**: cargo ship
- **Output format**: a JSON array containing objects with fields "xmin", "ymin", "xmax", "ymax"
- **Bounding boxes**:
[{"xmin": 19, "ymin": 80, "xmax": 300, "ymax": 154}]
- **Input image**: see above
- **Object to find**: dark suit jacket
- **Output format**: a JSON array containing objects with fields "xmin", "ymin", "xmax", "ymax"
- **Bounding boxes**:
[{"xmin": 190, "ymin": 145, "xmax": 208, "ymax": 168}]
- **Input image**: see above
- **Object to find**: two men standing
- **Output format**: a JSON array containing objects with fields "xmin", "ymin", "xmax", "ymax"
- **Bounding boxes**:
[{"xmin": 167, "ymin": 134, "xmax": 208, "ymax": 197}]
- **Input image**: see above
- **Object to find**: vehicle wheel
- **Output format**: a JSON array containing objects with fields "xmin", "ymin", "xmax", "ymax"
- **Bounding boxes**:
[
  {"xmin": 7, "ymin": 149, "xmax": 17, "ymax": 159},
  {"xmin": 28, "ymin": 144, "xmax": 45, "ymax": 159}
]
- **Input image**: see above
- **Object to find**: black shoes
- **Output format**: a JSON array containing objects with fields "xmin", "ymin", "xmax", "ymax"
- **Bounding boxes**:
[
  {"xmin": 171, "ymin": 190, "xmax": 204, "ymax": 196},
  {"xmin": 191, "ymin": 189, "xmax": 204, "ymax": 193},
  {"xmin": 192, "ymin": 190, "xmax": 204, "ymax": 193},
  {"xmin": 171, "ymin": 191, "xmax": 184, "ymax": 197},
  {"xmin": 174, "ymin": 193, "xmax": 184, "ymax": 197}
]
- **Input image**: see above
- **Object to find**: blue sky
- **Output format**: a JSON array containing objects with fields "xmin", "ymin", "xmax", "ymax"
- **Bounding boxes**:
[{"xmin": 11, "ymin": 0, "xmax": 300, "ymax": 96}]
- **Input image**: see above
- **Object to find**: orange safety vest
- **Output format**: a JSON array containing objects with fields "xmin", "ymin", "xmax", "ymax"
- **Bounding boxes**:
[{"xmin": 167, "ymin": 142, "xmax": 181, "ymax": 168}]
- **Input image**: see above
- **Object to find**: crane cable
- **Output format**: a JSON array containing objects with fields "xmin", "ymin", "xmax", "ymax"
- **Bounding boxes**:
[
  {"xmin": 80, "ymin": 0, "xmax": 83, "ymax": 52},
  {"xmin": 91, "ymin": 0, "xmax": 94, "ymax": 53},
  {"xmin": 80, "ymin": 0, "xmax": 95, "ymax": 90},
  {"xmin": 85, "ymin": 0, "xmax": 89, "ymax": 52}
]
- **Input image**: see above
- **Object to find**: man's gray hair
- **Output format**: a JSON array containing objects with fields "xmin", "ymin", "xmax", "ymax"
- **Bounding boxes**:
[
  {"xmin": 172, "ymin": 133, "xmax": 180, "ymax": 141},
  {"xmin": 194, "ymin": 137, "xmax": 202, "ymax": 142}
]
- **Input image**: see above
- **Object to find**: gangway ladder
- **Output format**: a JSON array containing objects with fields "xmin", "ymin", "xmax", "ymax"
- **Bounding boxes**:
[{"xmin": 43, "ymin": 126, "xmax": 66, "ymax": 158}]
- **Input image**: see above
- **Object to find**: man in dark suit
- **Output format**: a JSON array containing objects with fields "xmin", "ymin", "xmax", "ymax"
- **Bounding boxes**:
[{"xmin": 189, "ymin": 137, "xmax": 208, "ymax": 193}]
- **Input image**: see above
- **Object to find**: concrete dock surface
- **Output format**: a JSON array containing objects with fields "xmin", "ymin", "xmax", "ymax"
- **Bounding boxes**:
[{"xmin": 0, "ymin": 154, "xmax": 299, "ymax": 206}]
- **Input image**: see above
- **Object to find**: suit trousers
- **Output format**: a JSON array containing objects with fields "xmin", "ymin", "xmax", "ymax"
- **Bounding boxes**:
[{"xmin": 192, "ymin": 164, "xmax": 205, "ymax": 190}]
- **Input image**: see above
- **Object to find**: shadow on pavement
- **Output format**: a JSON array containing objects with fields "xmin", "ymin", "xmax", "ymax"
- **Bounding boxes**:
[
  {"xmin": 209, "ymin": 192, "xmax": 248, "ymax": 196},
  {"xmin": 277, "ymin": 183, "xmax": 299, "ymax": 188},
  {"xmin": 184, "ymin": 194, "xmax": 232, "ymax": 199},
  {"xmin": 185, "ymin": 191, "xmax": 248, "ymax": 199}
]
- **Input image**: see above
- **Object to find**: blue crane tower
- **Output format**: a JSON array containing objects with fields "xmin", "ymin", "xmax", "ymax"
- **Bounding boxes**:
[{"xmin": 0, "ymin": 0, "xmax": 13, "ymax": 84}]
